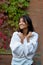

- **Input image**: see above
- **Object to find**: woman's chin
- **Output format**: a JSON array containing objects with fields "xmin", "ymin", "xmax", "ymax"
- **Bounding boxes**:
[{"xmin": 20, "ymin": 27, "xmax": 24, "ymax": 29}]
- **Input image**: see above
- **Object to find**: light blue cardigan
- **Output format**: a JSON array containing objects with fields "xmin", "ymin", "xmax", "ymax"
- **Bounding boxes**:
[{"xmin": 10, "ymin": 31, "xmax": 38, "ymax": 65}]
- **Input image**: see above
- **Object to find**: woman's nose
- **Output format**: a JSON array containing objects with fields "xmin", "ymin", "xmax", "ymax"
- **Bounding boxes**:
[{"xmin": 19, "ymin": 21, "xmax": 23, "ymax": 24}]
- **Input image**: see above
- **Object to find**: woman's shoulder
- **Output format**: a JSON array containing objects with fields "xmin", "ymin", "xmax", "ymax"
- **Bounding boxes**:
[
  {"xmin": 12, "ymin": 31, "xmax": 21, "ymax": 40},
  {"xmin": 30, "ymin": 32, "xmax": 39, "ymax": 41},
  {"xmin": 13, "ymin": 31, "xmax": 19, "ymax": 35},
  {"xmin": 12, "ymin": 31, "xmax": 20, "ymax": 38},
  {"xmin": 32, "ymin": 31, "xmax": 38, "ymax": 36},
  {"xmin": 32, "ymin": 31, "xmax": 39, "ymax": 38}
]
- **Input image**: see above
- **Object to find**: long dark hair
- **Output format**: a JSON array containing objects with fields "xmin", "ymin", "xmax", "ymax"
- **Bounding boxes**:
[{"xmin": 18, "ymin": 15, "xmax": 35, "ymax": 34}]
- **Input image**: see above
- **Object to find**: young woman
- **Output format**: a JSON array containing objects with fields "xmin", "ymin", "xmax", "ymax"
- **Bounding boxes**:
[{"xmin": 10, "ymin": 15, "xmax": 38, "ymax": 65}]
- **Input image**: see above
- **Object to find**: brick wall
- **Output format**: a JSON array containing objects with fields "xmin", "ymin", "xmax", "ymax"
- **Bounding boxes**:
[
  {"xmin": 0, "ymin": 55, "xmax": 12, "ymax": 65},
  {"xmin": 29, "ymin": 0, "xmax": 43, "ymax": 65}
]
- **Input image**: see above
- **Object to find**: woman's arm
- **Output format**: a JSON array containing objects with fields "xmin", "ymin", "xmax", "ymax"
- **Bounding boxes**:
[
  {"xmin": 23, "ymin": 32, "xmax": 39, "ymax": 56},
  {"xmin": 9, "ymin": 32, "xmax": 24, "ymax": 56}
]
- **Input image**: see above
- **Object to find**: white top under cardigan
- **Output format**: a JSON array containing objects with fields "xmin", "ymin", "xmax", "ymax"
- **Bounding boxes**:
[{"xmin": 10, "ymin": 31, "xmax": 38, "ymax": 65}]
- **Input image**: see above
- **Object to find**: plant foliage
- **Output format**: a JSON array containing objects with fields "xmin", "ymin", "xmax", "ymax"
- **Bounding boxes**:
[{"xmin": 0, "ymin": 0, "xmax": 30, "ymax": 53}]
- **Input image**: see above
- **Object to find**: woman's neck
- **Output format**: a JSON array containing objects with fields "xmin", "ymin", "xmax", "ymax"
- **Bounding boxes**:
[{"xmin": 23, "ymin": 28, "xmax": 28, "ymax": 36}]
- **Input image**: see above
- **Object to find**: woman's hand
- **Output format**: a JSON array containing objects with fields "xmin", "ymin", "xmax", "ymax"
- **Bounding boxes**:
[
  {"xmin": 26, "ymin": 32, "xmax": 32, "ymax": 42},
  {"xmin": 18, "ymin": 32, "xmax": 25, "ymax": 44},
  {"xmin": 18, "ymin": 32, "xmax": 32, "ymax": 43}
]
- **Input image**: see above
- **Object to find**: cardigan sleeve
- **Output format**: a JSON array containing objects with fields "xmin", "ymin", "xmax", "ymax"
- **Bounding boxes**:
[
  {"xmin": 23, "ymin": 32, "xmax": 38, "ymax": 56},
  {"xmin": 9, "ymin": 32, "xmax": 23, "ymax": 56}
]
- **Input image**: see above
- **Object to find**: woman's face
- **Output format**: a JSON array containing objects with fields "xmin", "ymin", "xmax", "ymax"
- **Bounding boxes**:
[{"xmin": 19, "ymin": 18, "xmax": 28, "ymax": 30}]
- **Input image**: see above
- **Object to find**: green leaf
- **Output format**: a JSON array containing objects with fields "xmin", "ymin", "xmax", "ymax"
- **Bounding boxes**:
[
  {"xmin": 18, "ymin": 0, "xmax": 25, "ymax": 3},
  {"xmin": 23, "ymin": 1, "xmax": 29, "ymax": 7}
]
